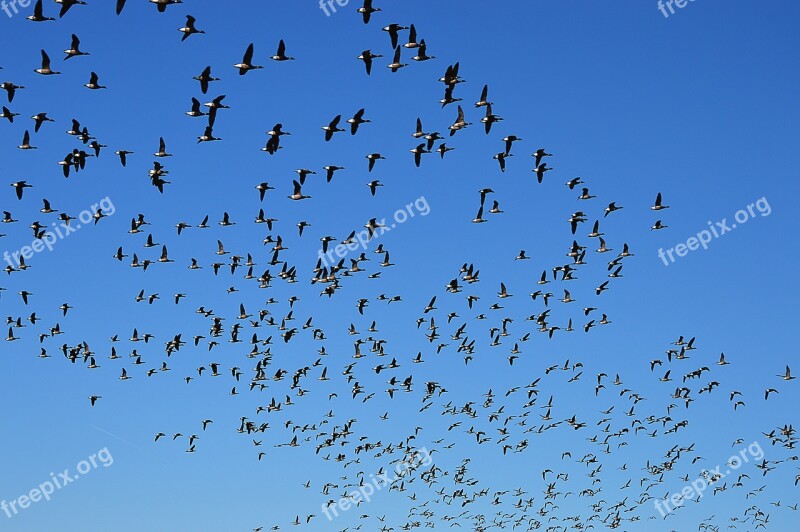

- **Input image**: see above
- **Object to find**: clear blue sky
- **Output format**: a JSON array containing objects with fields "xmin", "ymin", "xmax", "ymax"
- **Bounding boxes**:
[{"xmin": 0, "ymin": 1, "xmax": 798, "ymax": 530}]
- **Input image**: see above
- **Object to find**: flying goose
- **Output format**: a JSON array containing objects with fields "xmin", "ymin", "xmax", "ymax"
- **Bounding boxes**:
[
  {"xmin": 84, "ymin": 72, "xmax": 107, "ymax": 90},
  {"xmin": 357, "ymin": 0, "xmax": 381, "ymax": 24},
  {"xmin": 1, "ymin": 106, "xmax": 18, "ymax": 123},
  {"xmin": 357, "ymin": 50, "xmax": 382, "ymax": 75},
  {"xmin": 64, "ymin": 34, "xmax": 89, "ymax": 59},
  {"xmin": 651, "ymin": 192, "xmax": 670, "ymax": 210},
  {"xmin": 34, "ymin": 50, "xmax": 60, "ymax": 75},
  {"xmin": 322, "ymin": 115, "xmax": 345, "ymax": 141},
  {"xmin": 149, "ymin": 0, "xmax": 183, "ymax": 12},
  {"xmin": 27, "ymin": 0, "xmax": 54, "ymax": 21},
  {"xmin": 448, "ymin": 105, "xmax": 470, "ymax": 136},
  {"xmin": 194, "ymin": 66, "xmax": 219, "ymax": 94},
  {"xmin": 179, "ymin": 15, "xmax": 204, "ymax": 41},
  {"xmin": 382, "ymin": 24, "xmax": 408, "ymax": 48},
  {"xmin": 475, "ymin": 84, "xmax": 492, "ymax": 108},
  {"xmin": 55, "ymin": 0, "xmax": 87, "ymax": 18},
  {"xmin": 271, "ymin": 40, "xmax": 294, "ymax": 61},
  {"xmin": 387, "ymin": 45, "xmax": 407, "ymax": 72},
  {"xmin": 347, "ymin": 109, "xmax": 370, "ymax": 135},
  {"xmin": 288, "ymin": 180, "xmax": 311, "ymax": 200},
  {"xmin": 234, "ymin": 43, "xmax": 262, "ymax": 75}
]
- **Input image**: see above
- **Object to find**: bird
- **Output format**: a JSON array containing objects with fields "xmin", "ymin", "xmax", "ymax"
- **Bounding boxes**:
[
  {"xmin": 27, "ymin": 0, "xmax": 55, "ymax": 22},
  {"xmin": 34, "ymin": 50, "xmax": 60, "ymax": 75},
  {"xmin": 84, "ymin": 72, "xmax": 107, "ymax": 90},
  {"xmin": 178, "ymin": 15, "xmax": 205, "ymax": 41},
  {"xmin": 651, "ymin": 192, "xmax": 670, "ymax": 210},
  {"xmin": 387, "ymin": 45, "xmax": 407, "ymax": 72},
  {"xmin": 149, "ymin": 0, "xmax": 183, "ymax": 13},
  {"xmin": 322, "ymin": 115, "xmax": 345, "ymax": 141},
  {"xmin": 357, "ymin": 0, "xmax": 381, "ymax": 24},
  {"xmin": 604, "ymin": 202, "xmax": 623, "ymax": 217},
  {"xmin": 194, "ymin": 66, "xmax": 219, "ymax": 94},
  {"xmin": 234, "ymin": 43, "xmax": 262, "ymax": 75},
  {"xmin": 63, "ymin": 34, "xmax": 89, "ymax": 59},
  {"xmin": 382, "ymin": 23, "xmax": 408, "ymax": 48},
  {"xmin": 10, "ymin": 181, "xmax": 32, "ymax": 200},
  {"xmin": 347, "ymin": 109, "xmax": 370, "ymax": 135},
  {"xmin": 271, "ymin": 40, "xmax": 294, "ymax": 61},
  {"xmin": 357, "ymin": 50, "xmax": 382, "ymax": 75}
]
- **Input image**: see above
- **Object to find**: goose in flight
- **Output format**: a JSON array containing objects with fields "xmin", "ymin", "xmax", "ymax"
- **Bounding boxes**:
[
  {"xmin": 186, "ymin": 98, "xmax": 207, "ymax": 117},
  {"xmin": 387, "ymin": 46, "xmax": 407, "ymax": 72},
  {"xmin": 412, "ymin": 40, "xmax": 434, "ymax": 62},
  {"xmin": 149, "ymin": 0, "xmax": 183, "ymax": 12},
  {"xmin": 27, "ymin": 0, "xmax": 54, "ymax": 21},
  {"xmin": 55, "ymin": 0, "xmax": 87, "ymax": 18},
  {"xmin": 471, "ymin": 205, "xmax": 486, "ymax": 224},
  {"xmin": 1, "ymin": 106, "xmax": 18, "ymax": 123},
  {"xmin": 31, "ymin": 113, "xmax": 55, "ymax": 133},
  {"xmin": 410, "ymin": 143, "xmax": 430, "ymax": 167},
  {"xmin": 347, "ymin": 109, "xmax": 370, "ymax": 135},
  {"xmin": 493, "ymin": 152, "xmax": 510, "ymax": 172},
  {"xmin": 322, "ymin": 115, "xmax": 345, "ymax": 141},
  {"xmin": 448, "ymin": 105, "xmax": 470, "ymax": 136},
  {"xmin": 18, "ymin": 130, "xmax": 36, "ymax": 150},
  {"xmin": 357, "ymin": 0, "xmax": 381, "ymax": 24},
  {"xmin": 288, "ymin": 180, "xmax": 311, "ymax": 201},
  {"xmin": 234, "ymin": 43, "xmax": 262, "ymax": 75},
  {"xmin": 604, "ymin": 202, "xmax": 623, "ymax": 217},
  {"xmin": 382, "ymin": 24, "xmax": 408, "ymax": 49},
  {"xmin": 482, "ymin": 104, "xmax": 503, "ymax": 133},
  {"xmin": 366, "ymin": 153, "xmax": 385, "ymax": 172},
  {"xmin": 10, "ymin": 181, "xmax": 32, "ymax": 200},
  {"xmin": 323, "ymin": 166, "xmax": 344, "ymax": 182},
  {"xmin": 255, "ymin": 182, "xmax": 274, "ymax": 201},
  {"xmin": 115, "ymin": 150, "xmax": 133, "ymax": 167},
  {"xmin": 357, "ymin": 50, "xmax": 382, "ymax": 75},
  {"xmin": 0, "ymin": 82, "xmax": 24, "ymax": 103},
  {"xmin": 197, "ymin": 125, "xmax": 220, "ymax": 143},
  {"xmin": 367, "ymin": 180, "xmax": 383, "ymax": 196},
  {"xmin": 533, "ymin": 148, "xmax": 552, "ymax": 167},
  {"xmin": 64, "ymin": 34, "xmax": 89, "ymax": 59},
  {"xmin": 271, "ymin": 40, "xmax": 294, "ymax": 61},
  {"xmin": 404, "ymin": 24, "xmax": 419, "ymax": 48},
  {"xmin": 475, "ymin": 84, "xmax": 492, "ymax": 108},
  {"xmin": 34, "ymin": 50, "xmax": 60, "ymax": 75},
  {"xmin": 651, "ymin": 192, "xmax": 670, "ymax": 210},
  {"xmin": 84, "ymin": 72, "xmax": 107, "ymax": 90},
  {"xmin": 533, "ymin": 163, "xmax": 552, "ymax": 183},
  {"xmin": 194, "ymin": 66, "xmax": 219, "ymax": 94},
  {"xmin": 179, "ymin": 15, "xmax": 205, "ymax": 41}
]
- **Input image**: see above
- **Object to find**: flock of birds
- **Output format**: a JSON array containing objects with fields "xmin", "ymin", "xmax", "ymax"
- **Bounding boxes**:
[{"xmin": 1, "ymin": 1, "xmax": 796, "ymax": 531}]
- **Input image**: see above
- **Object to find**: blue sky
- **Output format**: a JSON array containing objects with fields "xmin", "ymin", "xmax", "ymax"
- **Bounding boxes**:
[{"xmin": 0, "ymin": 1, "xmax": 798, "ymax": 530}]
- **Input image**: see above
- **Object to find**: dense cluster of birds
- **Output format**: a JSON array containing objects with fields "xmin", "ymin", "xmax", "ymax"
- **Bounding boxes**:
[{"xmin": 1, "ymin": 1, "xmax": 795, "ymax": 530}]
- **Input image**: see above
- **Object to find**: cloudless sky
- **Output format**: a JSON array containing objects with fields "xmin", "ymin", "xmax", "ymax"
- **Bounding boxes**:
[{"xmin": 0, "ymin": 1, "xmax": 798, "ymax": 530}]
